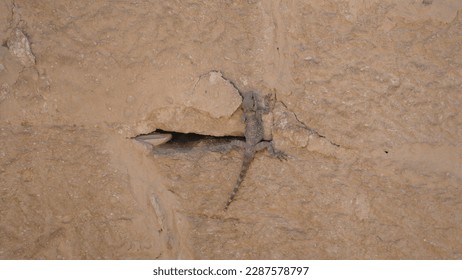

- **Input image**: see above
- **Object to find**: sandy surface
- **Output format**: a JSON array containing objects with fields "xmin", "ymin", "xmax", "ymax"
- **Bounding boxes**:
[{"xmin": 1, "ymin": 0, "xmax": 461, "ymax": 259}]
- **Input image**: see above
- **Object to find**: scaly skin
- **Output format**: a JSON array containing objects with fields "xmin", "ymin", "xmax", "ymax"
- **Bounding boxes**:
[{"xmin": 225, "ymin": 92, "xmax": 286, "ymax": 210}]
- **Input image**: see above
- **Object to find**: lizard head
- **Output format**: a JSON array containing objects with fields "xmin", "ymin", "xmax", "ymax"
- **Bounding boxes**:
[{"xmin": 242, "ymin": 92, "xmax": 257, "ymax": 110}]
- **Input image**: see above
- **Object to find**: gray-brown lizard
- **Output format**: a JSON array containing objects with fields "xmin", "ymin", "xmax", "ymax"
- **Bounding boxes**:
[{"xmin": 225, "ymin": 91, "xmax": 286, "ymax": 210}]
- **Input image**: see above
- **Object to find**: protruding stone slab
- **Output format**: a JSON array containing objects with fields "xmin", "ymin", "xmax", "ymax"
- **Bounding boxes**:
[
  {"xmin": 139, "ymin": 105, "xmax": 244, "ymax": 137},
  {"xmin": 136, "ymin": 71, "xmax": 245, "ymax": 137},
  {"xmin": 187, "ymin": 71, "xmax": 242, "ymax": 118}
]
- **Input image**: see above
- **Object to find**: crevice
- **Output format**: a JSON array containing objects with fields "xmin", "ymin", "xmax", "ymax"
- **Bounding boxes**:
[
  {"xmin": 133, "ymin": 129, "xmax": 244, "ymax": 149},
  {"xmin": 216, "ymin": 71, "xmax": 243, "ymax": 96},
  {"xmin": 152, "ymin": 70, "xmax": 341, "ymax": 152}
]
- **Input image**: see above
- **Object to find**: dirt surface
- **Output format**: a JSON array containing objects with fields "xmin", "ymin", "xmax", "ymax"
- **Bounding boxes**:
[{"xmin": 1, "ymin": 0, "xmax": 461, "ymax": 259}]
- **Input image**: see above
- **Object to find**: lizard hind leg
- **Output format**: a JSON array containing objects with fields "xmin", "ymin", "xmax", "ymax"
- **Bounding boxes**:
[
  {"xmin": 254, "ymin": 141, "xmax": 288, "ymax": 161},
  {"xmin": 267, "ymin": 143, "xmax": 288, "ymax": 161}
]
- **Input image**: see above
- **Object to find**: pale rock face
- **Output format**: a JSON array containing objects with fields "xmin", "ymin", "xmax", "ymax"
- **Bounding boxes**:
[
  {"xmin": 7, "ymin": 28, "xmax": 35, "ymax": 67},
  {"xmin": 139, "ymin": 71, "xmax": 245, "ymax": 137},
  {"xmin": 0, "ymin": 46, "xmax": 22, "ymax": 102},
  {"xmin": 141, "ymin": 105, "xmax": 244, "ymax": 137},
  {"xmin": 272, "ymin": 102, "xmax": 311, "ymax": 150},
  {"xmin": 2, "ymin": 0, "xmax": 461, "ymax": 260},
  {"xmin": 187, "ymin": 71, "xmax": 242, "ymax": 118},
  {"xmin": 272, "ymin": 102, "xmax": 347, "ymax": 158}
]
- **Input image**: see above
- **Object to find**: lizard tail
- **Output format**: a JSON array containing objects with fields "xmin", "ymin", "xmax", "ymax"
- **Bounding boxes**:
[{"xmin": 224, "ymin": 149, "xmax": 255, "ymax": 210}]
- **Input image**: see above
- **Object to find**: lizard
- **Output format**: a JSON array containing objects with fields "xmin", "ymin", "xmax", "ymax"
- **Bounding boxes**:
[
  {"xmin": 132, "ymin": 91, "xmax": 286, "ymax": 210},
  {"xmin": 224, "ymin": 91, "xmax": 286, "ymax": 210}
]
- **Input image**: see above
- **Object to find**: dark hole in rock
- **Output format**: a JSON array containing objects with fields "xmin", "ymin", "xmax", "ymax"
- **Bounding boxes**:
[
  {"xmin": 422, "ymin": 0, "xmax": 432, "ymax": 5},
  {"xmin": 134, "ymin": 129, "xmax": 245, "ymax": 152}
]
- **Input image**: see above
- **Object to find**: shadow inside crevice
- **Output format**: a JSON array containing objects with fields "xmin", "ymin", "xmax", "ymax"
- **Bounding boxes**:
[{"xmin": 134, "ymin": 129, "xmax": 245, "ymax": 154}]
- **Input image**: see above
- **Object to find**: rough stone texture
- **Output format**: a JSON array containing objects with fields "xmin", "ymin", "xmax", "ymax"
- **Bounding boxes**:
[
  {"xmin": 0, "ymin": 46, "xmax": 22, "ymax": 102},
  {"xmin": 7, "ymin": 28, "xmax": 35, "ymax": 67},
  {"xmin": 141, "ymin": 105, "xmax": 244, "ymax": 137},
  {"xmin": 137, "ymin": 70, "xmax": 245, "ymax": 137},
  {"xmin": 272, "ymin": 101, "xmax": 312, "ymax": 149},
  {"xmin": 0, "ymin": 0, "xmax": 12, "ymax": 43},
  {"xmin": 188, "ymin": 71, "xmax": 242, "ymax": 118},
  {"xmin": 0, "ymin": 0, "xmax": 461, "ymax": 260}
]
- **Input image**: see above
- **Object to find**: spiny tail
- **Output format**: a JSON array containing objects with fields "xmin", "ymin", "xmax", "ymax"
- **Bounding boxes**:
[{"xmin": 225, "ymin": 149, "xmax": 255, "ymax": 210}]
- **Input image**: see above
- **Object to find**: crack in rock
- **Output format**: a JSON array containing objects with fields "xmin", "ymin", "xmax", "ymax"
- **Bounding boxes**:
[
  {"xmin": 140, "ymin": 70, "xmax": 341, "ymax": 158},
  {"xmin": 187, "ymin": 71, "xmax": 242, "ymax": 118},
  {"xmin": 272, "ymin": 101, "xmax": 342, "ymax": 156}
]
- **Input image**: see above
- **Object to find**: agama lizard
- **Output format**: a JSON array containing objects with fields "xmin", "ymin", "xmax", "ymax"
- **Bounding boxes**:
[{"xmin": 225, "ymin": 91, "xmax": 286, "ymax": 210}]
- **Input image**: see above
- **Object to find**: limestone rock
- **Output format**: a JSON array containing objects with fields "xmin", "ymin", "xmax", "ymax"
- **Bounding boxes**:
[
  {"xmin": 187, "ymin": 71, "xmax": 242, "ymax": 118},
  {"xmin": 0, "ymin": 46, "xmax": 22, "ymax": 80},
  {"xmin": 272, "ymin": 102, "xmax": 312, "ymax": 150},
  {"xmin": 0, "ymin": 1, "xmax": 11, "ymax": 44},
  {"xmin": 7, "ymin": 28, "xmax": 36, "ymax": 67},
  {"xmin": 136, "ymin": 71, "xmax": 245, "ymax": 137},
  {"xmin": 273, "ymin": 102, "xmax": 345, "ymax": 158},
  {"xmin": 139, "ymin": 105, "xmax": 244, "ymax": 137},
  {"xmin": 0, "ymin": 46, "xmax": 22, "ymax": 102}
]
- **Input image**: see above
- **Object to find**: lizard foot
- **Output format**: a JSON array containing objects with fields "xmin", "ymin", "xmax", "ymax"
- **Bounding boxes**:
[
  {"xmin": 267, "ymin": 144, "xmax": 288, "ymax": 161},
  {"xmin": 273, "ymin": 150, "xmax": 288, "ymax": 161}
]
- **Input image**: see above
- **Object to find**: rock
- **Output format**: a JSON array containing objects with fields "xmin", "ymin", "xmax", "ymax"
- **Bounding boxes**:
[
  {"xmin": 187, "ymin": 71, "xmax": 242, "ymax": 118},
  {"xmin": 7, "ymin": 28, "xmax": 36, "ymax": 67},
  {"xmin": 261, "ymin": 112, "xmax": 274, "ymax": 141},
  {"xmin": 0, "ymin": 1, "xmax": 12, "ymax": 43},
  {"xmin": 139, "ymin": 105, "xmax": 244, "ymax": 137},
  {"xmin": 272, "ymin": 102, "xmax": 312, "ymax": 150},
  {"xmin": 273, "ymin": 102, "xmax": 347, "ymax": 158},
  {"xmin": 134, "ymin": 133, "xmax": 172, "ymax": 147},
  {"xmin": 136, "ymin": 71, "xmax": 245, "ymax": 137},
  {"xmin": 0, "ymin": 46, "xmax": 22, "ymax": 101}
]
